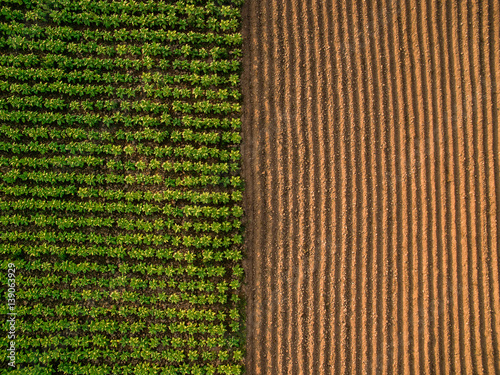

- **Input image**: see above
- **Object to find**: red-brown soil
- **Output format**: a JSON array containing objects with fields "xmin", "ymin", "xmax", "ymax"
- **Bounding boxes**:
[{"xmin": 241, "ymin": 0, "xmax": 500, "ymax": 373}]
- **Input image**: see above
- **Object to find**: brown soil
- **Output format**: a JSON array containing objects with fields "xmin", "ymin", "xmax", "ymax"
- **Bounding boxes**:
[{"xmin": 240, "ymin": 0, "xmax": 500, "ymax": 373}]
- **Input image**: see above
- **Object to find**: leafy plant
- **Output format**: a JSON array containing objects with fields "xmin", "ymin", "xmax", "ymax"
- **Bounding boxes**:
[{"xmin": 0, "ymin": 0, "xmax": 244, "ymax": 371}]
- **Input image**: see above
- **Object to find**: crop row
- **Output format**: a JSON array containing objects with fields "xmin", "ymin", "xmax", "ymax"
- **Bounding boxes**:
[
  {"xmin": 0, "ymin": 93, "xmax": 240, "ymax": 114},
  {"xmin": 0, "ymin": 129, "xmax": 240, "ymax": 149},
  {"xmin": 2, "ymin": 245, "xmax": 241, "ymax": 265},
  {"xmin": 0, "ymin": 185, "xmax": 243, "ymax": 203},
  {"xmin": 2, "ymin": 259, "xmax": 236, "ymax": 278},
  {"xmin": 0, "ymin": 228, "xmax": 243, "ymax": 247},
  {"xmin": 16, "ymin": 348, "xmax": 239, "ymax": 369},
  {"xmin": 0, "ymin": 140, "xmax": 134, "ymax": 157},
  {"xmin": 2, "ymin": 0, "xmax": 242, "ymax": 18},
  {"xmin": 1, "ymin": 8, "xmax": 242, "ymax": 36},
  {"xmin": 9, "ymin": 340, "xmax": 242, "ymax": 369},
  {"xmin": 2, "ymin": 38, "xmax": 241, "ymax": 61},
  {"xmin": 17, "ymin": 274, "xmax": 240, "ymax": 294},
  {"xmin": 0, "ymin": 214, "xmax": 239, "ymax": 234},
  {"xmin": 1, "ymin": 17, "xmax": 242, "ymax": 45},
  {"xmin": 0, "ymin": 142, "xmax": 241, "ymax": 161},
  {"xmin": 0, "ymin": 122, "xmax": 241, "ymax": 147},
  {"xmin": 2, "ymin": 242, "xmax": 242, "ymax": 263},
  {"xmin": 1, "ymin": 170, "xmax": 242, "ymax": 189},
  {"xmin": 10, "ymin": 342, "xmax": 243, "ymax": 371},
  {"xmin": 1, "ymin": 60, "xmax": 240, "ymax": 80},
  {"xmin": 0, "ymin": 107, "xmax": 240, "ymax": 127},
  {"xmin": 0, "ymin": 199, "xmax": 169, "ymax": 217},
  {"xmin": 0, "ymin": 125, "xmax": 170, "ymax": 142},
  {"xmin": 12, "ymin": 303, "xmax": 225, "ymax": 322},
  {"xmin": 21, "ymin": 362, "xmax": 243, "ymax": 375},
  {"xmin": 15, "ymin": 349, "xmax": 242, "ymax": 369},
  {"xmin": 0, "ymin": 123, "xmax": 241, "ymax": 146},
  {"xmin": 0, "ymin": 54, "xmax": 241, "ymax": 86},
  {"xmin": 15, "ymin": 315, "xmax": 230, "ymax": 336},
  {"xmin": 2, "ymin": 75, "xmax": 236, "ymax": 96},
  {"xmin": 0, "ymin": 157, "xmax": 232, "ymax": 175},
  {"xmin": 0, "ymin": 155, "xmax": 103, "ymax": 168},
  {"xmin": 1, "ymin": 107, "xmax": 240, "ymax": 129},
  {"xmin": 0, "ymin": 91, "xmax": 240, "ymax": 115},
  {"xmin": 16, "ymin": 287, "xmax": 235, "ymax": 306},
  {"xmin": 1, "ymin": 37, "xmax": 240, "ymax": 67},
  {"xmin": 0, "ymin": 199, "xmax": 243, "ymax": 220},
  {"xmin": 0, "ymin": 31, "xmax": 240, "ymax": 60},
  {"xmin": 2, "ymin": 333, "xmax": 232, "ymax": 351}
]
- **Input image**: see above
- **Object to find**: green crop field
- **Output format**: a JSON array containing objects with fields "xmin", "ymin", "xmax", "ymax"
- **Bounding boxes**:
[{"xmin": 0, "ymin": 0, "xmax": 244, "ymax": 374}]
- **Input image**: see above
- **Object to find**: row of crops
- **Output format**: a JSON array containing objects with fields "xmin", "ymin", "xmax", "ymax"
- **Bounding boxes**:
[{"xmin": 0, "ymin": 0, "xmax": 245, "ymax": 373}]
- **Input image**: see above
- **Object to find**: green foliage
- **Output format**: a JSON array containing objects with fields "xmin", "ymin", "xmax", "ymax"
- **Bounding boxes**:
[{"xmin": 0, "ymin": 0, "xmax": 244, "ymax": 372}]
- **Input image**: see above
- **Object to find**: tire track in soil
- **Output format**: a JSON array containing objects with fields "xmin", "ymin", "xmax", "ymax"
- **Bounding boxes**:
[{"xmin": 242, "ymin": 0, "xmax": 500, "ymax": 373}]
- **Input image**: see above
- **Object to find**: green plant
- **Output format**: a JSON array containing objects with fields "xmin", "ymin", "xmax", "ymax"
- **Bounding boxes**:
[{"xmin": 0, "ymin": 0, "xmax": 244, "ymax": 371}]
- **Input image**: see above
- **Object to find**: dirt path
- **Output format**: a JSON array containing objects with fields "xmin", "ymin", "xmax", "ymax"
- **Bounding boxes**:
[{"xmin": 241, "ymin": 0, "xmax": 500, "ymax": 373}]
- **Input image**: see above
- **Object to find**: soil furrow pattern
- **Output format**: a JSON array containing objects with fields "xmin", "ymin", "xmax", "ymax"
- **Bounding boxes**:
[{"xmin": 241, "ymin": 1, "xmax": 500, "ymax": 373}]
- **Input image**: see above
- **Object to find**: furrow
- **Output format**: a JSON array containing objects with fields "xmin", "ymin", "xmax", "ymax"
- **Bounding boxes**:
[
  {"xmin": 296, "ymin": 1, "xmax": 315, "ymax": 371},
  {"xmin": 281, "ymin": 0, "xmax": 296, "ymax": 373},
  {"xmin": 377, "ymin": 1, "xmax": 400, "ymax": 374},
  {"xmin": 381, "ymin": 1, "xmax": 406, "ymax": 373},
  {"xmin": 338, "ymin": 1, "xmax": 356, "ymax": 373},
  {"xmin": 344, "ymin": 1, "xmax": 367, "ymax": 373},
  {"xmin": 462, "ymin": 1, "xmax": 488, "ymax": 372},
  {"xmin": 321, "ymin": 1, "xmax": 342, "ymax": 373},
  {"xmin": 305, "ymin": 0, "xmax": 329, "ymax": 373},
  {"xmin": 331, "ymin": 2, "xmax": 348, "ymax": 373},
  {"xmin": 450, "ymin": 1, "xmax": 475, "ymax": 372},
  {"xmin": 410, "ymin": 1, "xmax": 435, "ymax": 373},
  {"xmin": 285, "ymin": 0, "xmax": 306, "ymax": 374},
  {"xmin": 394, "ymin": 1, "xmax": 415, "ymax": 372},
  {"xmin": 362, "ymin": 1, "xmax": 390, "ymax": 372},
  {"xmin": 292, "ymin": 0, "xmax": 310, "ymax": 372},
  {"xmin": 483, "ymin": 1, "xmax": 500, "ymax": 373}
]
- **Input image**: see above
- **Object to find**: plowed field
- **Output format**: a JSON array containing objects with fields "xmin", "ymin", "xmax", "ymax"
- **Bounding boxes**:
[{"xmin": 241, "ymin": 0, "xmax": 500, "ymax": 373}]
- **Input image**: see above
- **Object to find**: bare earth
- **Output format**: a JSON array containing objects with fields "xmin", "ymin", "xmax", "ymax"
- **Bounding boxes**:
[{"xmin": 241, "ymin": 0, "xmax": 500, "ymax": 373}]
